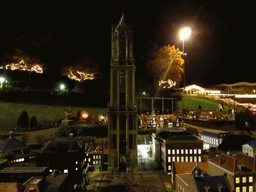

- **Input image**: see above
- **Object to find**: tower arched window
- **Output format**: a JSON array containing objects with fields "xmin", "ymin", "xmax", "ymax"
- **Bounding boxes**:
[
  {"xmin": 129, "ymin": 134, "xmax": 133, "ymax": 149},
  {"xmin": 113, "ymin": 134, "xmax": 117, "ymax": 149},
  {"xmin": 120, "ymin": 70, "xmax": 126, "ymax": 107}
]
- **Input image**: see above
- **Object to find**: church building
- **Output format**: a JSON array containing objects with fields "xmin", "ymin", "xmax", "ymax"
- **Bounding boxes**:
[{"xmin": 108, "ymin": 14, "xmax": 137, "ymax": 172}]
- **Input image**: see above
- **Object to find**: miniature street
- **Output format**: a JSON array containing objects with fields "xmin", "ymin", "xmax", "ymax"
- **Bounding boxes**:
[{"xmin": 86, "ymin": 156, "xmax": 172, "ymax": 192}]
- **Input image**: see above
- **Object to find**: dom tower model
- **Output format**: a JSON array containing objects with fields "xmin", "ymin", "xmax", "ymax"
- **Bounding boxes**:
[{"xmin": 108, "ymin": 14, "xmax": 137, "ymax": 172}]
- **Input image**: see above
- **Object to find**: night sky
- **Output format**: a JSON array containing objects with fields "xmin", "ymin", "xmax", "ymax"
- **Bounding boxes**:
[{"xmin": 0, "ymin": 1, "xmax": 254, "ymax": 93}]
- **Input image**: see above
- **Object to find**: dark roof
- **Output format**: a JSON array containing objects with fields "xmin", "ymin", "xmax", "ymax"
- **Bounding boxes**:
[
  {"xmin": 201, "ymin": 131, "xmax": 229, "ymax": 138},
  {"xmin": 0, "ymin": 138, "xmax": 26, "ymax": 153},
  {"xmin": 245, "ymin": 140, "xmax": 256, "ymax": 148},
  {"xmin": 45, "ymin": 173, "xmax": 69, "ymax": 190},
  {"xmin": 0, "ymin": 166, "xmax": 47, "ymax": 173},
  {"xmin": 194, "ymin": 176, "xmax": 232, "ymax": 192},
  {"xmin": 40, "ymin": 140, "xmax": 81, "ymax": 153},
  {"xmin": 155, "ymin": 130, "xmax": 199, "ymax": 141}
]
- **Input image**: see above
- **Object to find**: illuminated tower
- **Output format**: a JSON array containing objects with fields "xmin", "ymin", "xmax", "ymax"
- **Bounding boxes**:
[{"xmin": 108, "ymin": 13, "xmax": 137, "ymax": 172}]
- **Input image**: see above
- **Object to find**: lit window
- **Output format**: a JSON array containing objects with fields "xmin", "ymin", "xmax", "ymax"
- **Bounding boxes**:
[
  {"xmin": 243, "ymin": 177, "xmax": 246, "ymax": 183},
  {"xmin": 86, "ymin": 154, "xmax": 89, "ymax": 156},
  {"xmin": 177, "ymin": 149, "xmax": 179, "ymax": 154},
  {"xmin": 172, "ymin": 157, "xmax": 175, "ymax": 162},
  {"xmin": 181, "ymin": 156, "xmax": 184, "ymax": 162},
  {"xmin": 96, "ymin": 155, "xmax": 98, "ymax": 159},
  {"xmin": 190, "ymin": 149, "xmax": 193, "ymax": 154},
  {"xmin": 88, "ymin": 158, "xmax": 90, "ymax": 162},
  {"xmin": 198, "ymin": 149, "xmax": 201, "ymax": 154},
  {"xmin": 185, "ymin": 156, "xmax": 188, "ymax": 162},
  {"xmin": 64, "ymin": 169, "xmax": 68, "ymax": 173},
  {"xmin": 75, "ymin": 168, "xmax": 78, "ymax": 171},
  {"xmin": 181, "ymin": 149, "xmax": 184, "ymax": 154},
  {"xmin": 177, "ymin": 156, "xmax": 180, "ymax": 162},
  {"xmin": 168, "ymin": 157, "xmax": 171, "ymax": 163},
  {"xmin": 198, "ymin": 156, "xmax": 201, "ymax": 162},
  {"xmin": 194, "ymin": 149, "xmax": 197, "ymax": 154},
  {"xmin": 84, "ymin": 158, "xmax": 87, "ymax": 162},
  {"xmin": 96, "ymin": 161, "xmax": 98, "ymax": 164},
  {"xmin": 249, "ymin": 186, "xmax": 253, "ymax": 192},
  {"xmin": 93, "ymin": 161, "xmax": 95, "ymax": 164},
  {"xmin": 168, "ymin": 149, "xmax": 171, "ymax": 155},
  {"xmin": 75, "ymin": 161, "xmax": 78, "ymax": 164},
  {"xmin": 243, "ymin": 186, "xmax": 246, "ymax": 192},
  {"xmin": 185, "ymin": 149, "xmax": 188, "ymax": 154},
  {"xmin": 249, "ymin": 176, "xmax": 253, "ymax": 182},
  {"xmin": 236, "ymin": 187, "xmax": 240, "ymax": 192},
  {"xmin": 194, "ymin": 156, "xmax": 197, "ymax": 162},
  {"xmin": 99, "ymin": 161, "xmax": 101, "ymax": 164},
  {"xmin": 190, "ymin": 156, "xmax": 193, "ymax": 162},
  {"xmin": 93, "ymin": 155, "xmax": 95, "ymax": 159},
  {"xmin": 172, "ymin": 149, "xmax": 175, "ymax": 154},
  {"xmin": 99, "ymin": 155, "xmax": 101, "ymax": 159},
  {"xmin": 168, "ymin": 165, "xmax": 171, "ymax": 170}
]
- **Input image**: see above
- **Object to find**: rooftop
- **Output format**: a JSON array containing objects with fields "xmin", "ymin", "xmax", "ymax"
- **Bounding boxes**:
[
  {"xmin": 154, "ymin": 130, "xmax": 199, "ymax": 141},
  {"xmin": 0, "ymin": 166, "xmax": 47, "ymax": 173},
  {"xmin": 0, "ymin": 137, "xmax": 26, "ymax": 153},
  {"xmin": 209, "ymin": 153, "xmax": 255, "ymax": 173},
  {"xmin": 173, "ymin": 162, "xmax": 208, "ymax": 175},
  {"xmin": 40, "ymin": 140, "xmax": 81, "ymax": 153}
]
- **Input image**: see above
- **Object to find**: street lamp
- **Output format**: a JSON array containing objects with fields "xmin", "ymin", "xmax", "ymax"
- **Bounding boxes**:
[
  {"xmin": 60, "ymin": 83, "xmax": 65, "ymax": 91},
  {"xmin": 179, "ymin": 27, "xmax": 191, "ymax": 113},
  {"xmin": 0, "ymin": 77, "xmax": 5, "ymax": 89}
]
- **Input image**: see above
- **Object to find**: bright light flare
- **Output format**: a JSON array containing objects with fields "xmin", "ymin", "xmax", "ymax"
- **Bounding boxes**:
[
  {"xmin": 0, "ymin": 77, "xmax": 5, "ymax": 84},
  {"xmin": 180, "ymin": 27, "xmax": 191, "ymax": 40},
  {"xmin": 5, "ymin": 60, "xmax": 43, "ymax": 73}
]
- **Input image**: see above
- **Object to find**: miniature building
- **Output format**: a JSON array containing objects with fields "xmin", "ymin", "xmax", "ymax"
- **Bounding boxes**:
[
  {"xmin": 84, "ymin": 146, "xmax": 103, "ymax": 171},
  {"xmin": 208, "ymin": 153, "xmax": 256, "ymax": 192},
  {"xmin": 200, "ymin": 130, "xmax": 230, "ymax": 149},
  {"xmin": 243, "ymin": 140, "xmax": 256, "ymax": 157},
  {"xmin": 152, "ymin": 129, "xmax": 203, "ymax": 174},
  {"xmin": 36, "ymin": 140, "xmax": 83, "ymax": 181},
  {"xmin": 108, "ymin": 13, "xmax": 137, "ymax": 172}
]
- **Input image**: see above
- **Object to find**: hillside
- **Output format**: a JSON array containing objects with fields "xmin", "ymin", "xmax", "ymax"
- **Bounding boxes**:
[
  {"xmin": 176, "ymin": 97, "xmax": 229, "ymax": 111},
  {"xmin": 0, "ymin": 101, "xmax": 108, "ymax": 130}
]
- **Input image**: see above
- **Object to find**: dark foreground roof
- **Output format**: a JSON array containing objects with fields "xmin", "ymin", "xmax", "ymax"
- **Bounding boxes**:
[
  {"xmin": 195, "ymin": 175, "xmax": 232, "ymax": 192},
  {"xmin": 0, "ymin": 138, "xmax": 26, "ymax": 153},
  {"xmin": 155, "ymin": 130, "xmax": 199, "ymax": 141},
  {"xmin": 40, "ymin": 140, "xmax": 81, "ymax": 153}
]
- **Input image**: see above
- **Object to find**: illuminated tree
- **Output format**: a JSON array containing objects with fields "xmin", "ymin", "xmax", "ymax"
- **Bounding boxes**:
[
  {"xmin": 148, "ymin": 45, "xmax": 184, "ymax": 88},
  {"xmin": 62, "ymin": 55, "xmax": 100, "ymax": 82}
]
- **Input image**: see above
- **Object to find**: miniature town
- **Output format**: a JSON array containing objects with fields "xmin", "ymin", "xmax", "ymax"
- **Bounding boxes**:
[{"xmin": 1, "ymin": 14, "xmax": 256, "ymax": 192}]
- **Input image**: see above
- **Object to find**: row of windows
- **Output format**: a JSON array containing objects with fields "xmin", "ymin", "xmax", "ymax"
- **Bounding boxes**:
[
  {"xmin": 201, "ymin": 135, "xmax": 220, "ymax": 145},
  {"xmin": 236, "ymin": 186, "xmax": 253, "ymax": 192},
  {"xmin": 168, "ymin": 149, "xmax": 202, "ymax": 155},
  {"xmin": 235, "ymin": 176, "xmax": 253, "ymax": 184},
  {"xmin": 167, "ymin": 156, "xmax": 201, "ymax": 163}
]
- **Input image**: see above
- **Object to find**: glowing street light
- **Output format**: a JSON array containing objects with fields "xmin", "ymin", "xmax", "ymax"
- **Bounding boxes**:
[
  {"xmin": 0, "ymin": 77, "xmax": 5, "ymax": 89},
  {"xmin": 179, "ymin": 27, "xmax": 191, "ymax": 112},
  {"xmin": 60, "ymin": 84, "xmax": 65, "ymax": 91},
  {"xmin": 179, "ymin": 27, "xmax": 191, "ymax": 41}
]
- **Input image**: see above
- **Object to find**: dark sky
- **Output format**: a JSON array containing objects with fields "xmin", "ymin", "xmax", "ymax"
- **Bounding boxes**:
[{"xmin": 0, "ymin": 1, "xmax": 253, "ymax": 92}]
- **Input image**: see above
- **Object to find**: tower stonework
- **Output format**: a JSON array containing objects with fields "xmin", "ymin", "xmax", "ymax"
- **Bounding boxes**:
[{"xmin": 108, "ymin": 14, "xmax": 137, "ymax": 172}]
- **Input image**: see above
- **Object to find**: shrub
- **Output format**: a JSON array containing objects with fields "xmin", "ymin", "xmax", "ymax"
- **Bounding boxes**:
[
  {"xmin": 17, "ymin": 110, "xmax": 29, "ymax": 130},
  {"xmin": 30, "ymin": 115, "xmax": 38, "ymax": 129}
]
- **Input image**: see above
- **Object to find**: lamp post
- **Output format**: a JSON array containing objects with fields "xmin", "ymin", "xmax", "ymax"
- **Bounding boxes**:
[
  {"xmin": 0, "ymin": 77, "xmax": 5, "ymax": 89},
  {"xmin": 179, "ymin": 27, "xmax": 191, "ymax": 113}
]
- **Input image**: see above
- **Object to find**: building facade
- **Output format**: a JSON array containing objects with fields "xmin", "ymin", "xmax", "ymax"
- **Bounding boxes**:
[
  {"xmin": 108, "ymin": 14, "xmax": 137, "ymax": 172},
  {"xmin": 200, "ymin": 130, "xmax": 229, "ymax": 149},
  {"xmin": 243, "ymin": 140, "xmax": 256, "ymax": 157},
  {"xmin": 152, "ymin": 129, "xmax": 203, "ymax": 174}
]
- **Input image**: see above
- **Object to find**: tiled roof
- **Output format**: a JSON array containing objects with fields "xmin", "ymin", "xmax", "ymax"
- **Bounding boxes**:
[
  {"xmin": 156, "ymin": 130, "xmax": 199, "ymax": 141},
  {"xmin": 173, "ymin": 162, "xmax": 208, "ymax": 174},
  {"xmin": 209, "ymin": 153, "xmax": 255, "ymax": 173},
  {"xmin": 0, "ymin": 138, "xmax": 26, "ymax": 153},
  {"xmin": 0, "ymin": 182, "xmax": 26, "ymax": 192}
]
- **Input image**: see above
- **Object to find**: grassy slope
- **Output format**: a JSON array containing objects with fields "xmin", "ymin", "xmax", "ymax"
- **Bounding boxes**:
[
  {"xmin": 0, "ymin": 101, "xmax": 108, "ymax": 130},
  {"xmin": 176, "ymin": 97, "xmax": 229, "ymax": 111}
]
